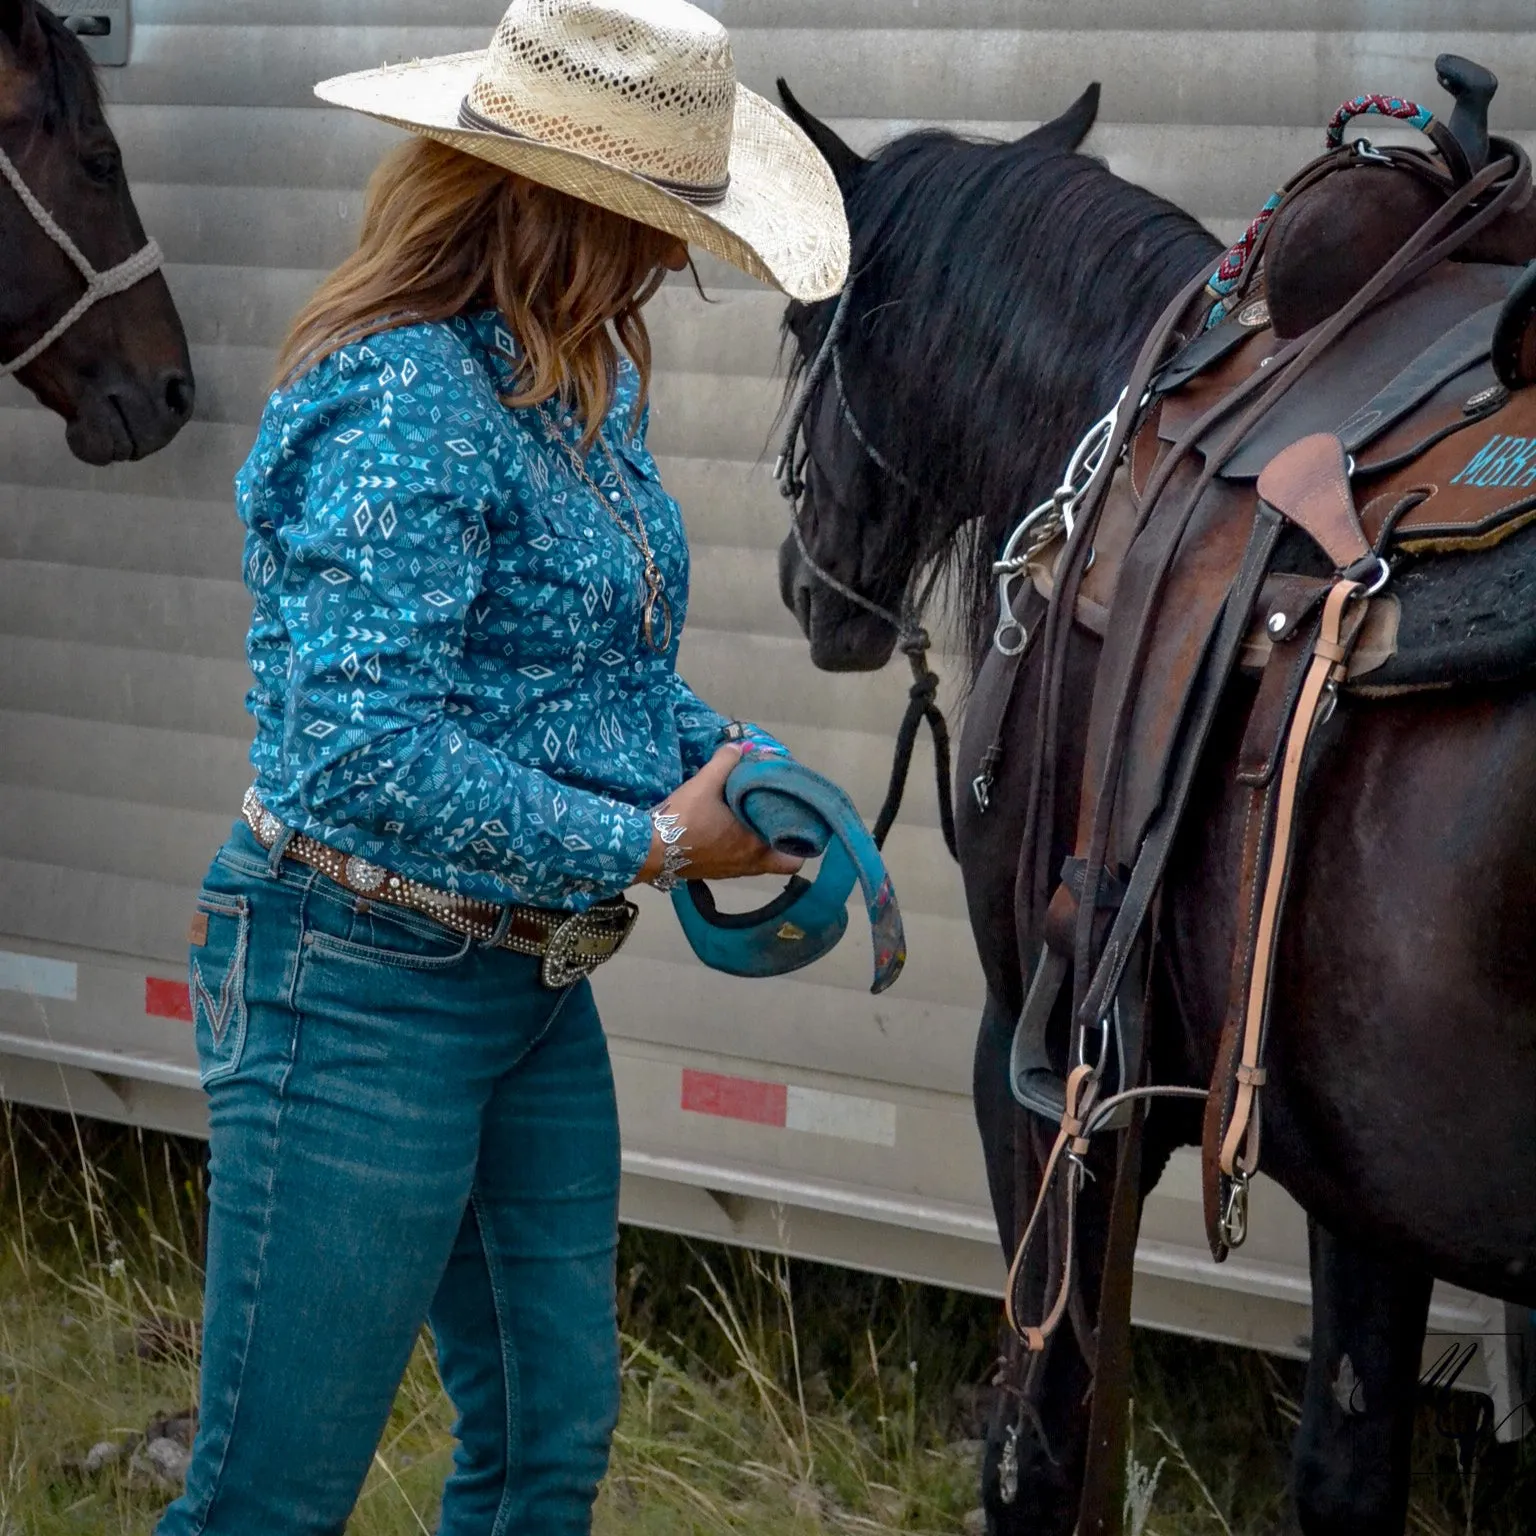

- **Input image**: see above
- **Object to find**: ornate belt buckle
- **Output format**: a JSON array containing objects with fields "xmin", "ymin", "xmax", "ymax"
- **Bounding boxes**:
[{"xmin": 540, "ymin": 899, "xmax": 639, "ymax": 989}]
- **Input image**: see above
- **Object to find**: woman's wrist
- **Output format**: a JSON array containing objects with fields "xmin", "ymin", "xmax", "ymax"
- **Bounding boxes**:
[
  {"xmin": 647, "ymin": 807, "xmax": 691, "ymax": 891},
  {"xmin": 633, "ymin": 807, "xmax": 691, "ymax": 890}
]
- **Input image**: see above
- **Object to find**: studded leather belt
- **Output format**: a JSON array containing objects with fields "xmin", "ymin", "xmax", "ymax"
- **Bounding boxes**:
[{"xmin": 241, "ymin": 789, "xmax": 638, "ymax": 988}]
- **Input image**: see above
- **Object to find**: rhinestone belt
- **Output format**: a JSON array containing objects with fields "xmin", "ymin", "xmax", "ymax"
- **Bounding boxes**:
[{"xmin": 241, "ymin": 789, "xmax": 638, "ymax": 988}]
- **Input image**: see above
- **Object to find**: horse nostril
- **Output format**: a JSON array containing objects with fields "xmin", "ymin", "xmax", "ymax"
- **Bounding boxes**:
[{"xmin": 162, "ymin": 369, "xmax": 195, "ymax": 421}]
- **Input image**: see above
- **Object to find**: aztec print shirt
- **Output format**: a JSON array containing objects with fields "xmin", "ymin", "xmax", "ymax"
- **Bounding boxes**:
[{"xmin": 236, "ymin": 309, "xmax": 772, "ymax": 911}]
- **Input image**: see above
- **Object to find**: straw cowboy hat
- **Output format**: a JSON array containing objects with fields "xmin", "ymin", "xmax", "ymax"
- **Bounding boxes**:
[{"xmin": 315, "ymin": 0, "xmax": 850, "ymax": 302}]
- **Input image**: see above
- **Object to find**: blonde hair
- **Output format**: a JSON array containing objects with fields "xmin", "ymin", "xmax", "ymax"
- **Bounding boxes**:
[{"xmin": 275, "ymin": 138, "xmax": 681, "ymax": 444}]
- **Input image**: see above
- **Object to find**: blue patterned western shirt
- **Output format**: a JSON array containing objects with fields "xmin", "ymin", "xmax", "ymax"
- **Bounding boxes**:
[{"xmin": 236, "ymin": 309, "xmax": 767, "ymax": 911}]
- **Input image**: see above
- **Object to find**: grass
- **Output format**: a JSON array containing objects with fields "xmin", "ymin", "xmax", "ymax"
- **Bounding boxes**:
[{"xmin": 0, "ymin": 1104, "xmax": 1530, "ymax": 1534}]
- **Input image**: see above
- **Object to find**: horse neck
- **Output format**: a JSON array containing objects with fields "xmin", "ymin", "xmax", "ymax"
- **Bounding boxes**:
[{"xmin": 856, "ymin": 175, "xmax": 1222, "ymax": 672}]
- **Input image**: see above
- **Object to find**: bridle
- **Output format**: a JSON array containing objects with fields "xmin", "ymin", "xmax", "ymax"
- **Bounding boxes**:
[
  {"xmin": 774, "ymin": 283, "xmax": 957, "ymax": 859},
  {"xmin": 0, "ymin": 143, "xmax": 164, "ymax": 379}
]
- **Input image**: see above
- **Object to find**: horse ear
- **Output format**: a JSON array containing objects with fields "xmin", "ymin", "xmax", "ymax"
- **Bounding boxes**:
[
  {"xmin": 777, "ymin": 77, "xmax": 865, "ymax": 195},
  {"xmin": 0, "ymin": 0, "xmax": 44, "ymax": 64},
  {"xmin": 1022, "ymin": 83, "xmax": 1101, "ymax": 154}
]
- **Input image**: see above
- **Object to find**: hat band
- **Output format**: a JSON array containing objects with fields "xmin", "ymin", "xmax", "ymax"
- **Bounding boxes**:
[{"xmin": 456, "ymin": 99, "xmax": 731, "ymax": 207}]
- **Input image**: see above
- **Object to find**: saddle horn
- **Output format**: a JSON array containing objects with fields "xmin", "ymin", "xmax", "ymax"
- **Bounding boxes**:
[{"xmin": 1435, "ymin": 54, "xmax": 1497, "ymax": 183}]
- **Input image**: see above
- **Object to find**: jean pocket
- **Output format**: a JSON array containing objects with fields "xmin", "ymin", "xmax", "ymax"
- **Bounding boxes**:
[
  {"xmin": 190, "ymin": 890, "xmax": 250, "ymax": 1086},
  {"xmin": 303, "ymin": 891, "xmax": 476, "ymax": 972}
]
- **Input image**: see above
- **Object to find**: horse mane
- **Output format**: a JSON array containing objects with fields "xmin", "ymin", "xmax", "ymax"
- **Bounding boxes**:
[
  {"xmin": 28, "ymin": 0, "xmax": 103, "ymax": 139},
  {"xmin": 785, "ymin": 126, "xmax": 1223, "ymax": 670}
]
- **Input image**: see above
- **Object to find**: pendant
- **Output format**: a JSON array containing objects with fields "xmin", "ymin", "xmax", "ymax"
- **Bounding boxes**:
[{"xmin": 641, "ymin": 576, "xmax": 673, "ymax": 653}]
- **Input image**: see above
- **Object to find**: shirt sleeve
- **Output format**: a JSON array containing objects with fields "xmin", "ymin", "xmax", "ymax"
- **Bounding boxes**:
[
  {"xmin": 669, "ymin": 672, "xmax": 787, "ymax": 775},
  {"xmin": 275, "ymin": 338, "xmax": 655, "ymax": 905}
]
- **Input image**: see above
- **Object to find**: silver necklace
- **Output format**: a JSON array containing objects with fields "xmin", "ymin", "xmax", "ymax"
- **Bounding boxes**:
[{"xmin": 538, "ymin": 404, "xmax": 674, "ymax": 653}]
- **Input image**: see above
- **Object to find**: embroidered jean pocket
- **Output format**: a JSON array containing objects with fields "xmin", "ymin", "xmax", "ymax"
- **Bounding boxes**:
[{"xmin": 189, "ymin": 890, "xmax": 250, "ymax": 1086}]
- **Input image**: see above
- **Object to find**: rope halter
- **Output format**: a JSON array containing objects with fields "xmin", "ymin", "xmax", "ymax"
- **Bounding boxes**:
[{"xmin": 0, "ymin": 144, "xmax": 164, "ymax": 379}]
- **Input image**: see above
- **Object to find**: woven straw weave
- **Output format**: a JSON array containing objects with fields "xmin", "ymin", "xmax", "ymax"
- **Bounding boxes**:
[
  {"xmin": 313, "ymin": 0, "xmax": 850, "ymax": 301},
  {"xmin": 467, "ymin": 0, "xmax": 736, "ymax": 194}
]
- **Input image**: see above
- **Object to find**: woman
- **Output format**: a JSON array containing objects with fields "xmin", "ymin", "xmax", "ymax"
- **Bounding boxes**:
[{"xmin": 158, "ymin": 4, "xmax": 847, "ymax": 1532}]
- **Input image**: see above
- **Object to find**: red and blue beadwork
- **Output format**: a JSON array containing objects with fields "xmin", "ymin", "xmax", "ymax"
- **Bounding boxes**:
[{"xmin": 1201, "ymin": 94, "xmax": 1437, "ymax": 329}]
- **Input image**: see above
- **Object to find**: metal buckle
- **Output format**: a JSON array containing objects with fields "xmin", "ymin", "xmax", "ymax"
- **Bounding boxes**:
[{"xmin": 540, "ymin": 901, "xmax": 639, "ymax": 989}]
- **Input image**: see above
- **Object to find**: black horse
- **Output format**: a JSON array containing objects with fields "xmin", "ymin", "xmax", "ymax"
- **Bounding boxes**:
[
  {"xmin": 774, "ymin": 83, "xmax": 1536, "ymax": 1534},
  {"xmin": 1, "ymin": 0, "xmax": 192, "ymax": 461}
]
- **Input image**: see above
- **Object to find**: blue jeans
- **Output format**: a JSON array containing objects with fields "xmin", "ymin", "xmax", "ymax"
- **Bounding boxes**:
[{"xmin": 157, "ymin": 823, "xmax": 621, "ymax": 1535}]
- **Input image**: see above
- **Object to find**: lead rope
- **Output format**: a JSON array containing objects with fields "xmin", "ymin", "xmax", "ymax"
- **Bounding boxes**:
[{"xmin": 0, "ymin": 145, "xmax": 164, "ymax": 378}]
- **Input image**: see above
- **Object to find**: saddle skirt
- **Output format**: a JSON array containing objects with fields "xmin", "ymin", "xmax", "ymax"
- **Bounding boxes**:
[{"xmin": 1033, "ymin": 260, "xmax": 1536, "ymax": 702}]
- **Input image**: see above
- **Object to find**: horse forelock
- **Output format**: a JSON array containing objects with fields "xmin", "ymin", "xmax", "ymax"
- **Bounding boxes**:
[
  {"xmin": 784, "ymin": 126, "xmax": 1224, "ymax": 671},
  {"xmin": 25, "ymin": 0, "xmax": 103, "ymax": 141}
]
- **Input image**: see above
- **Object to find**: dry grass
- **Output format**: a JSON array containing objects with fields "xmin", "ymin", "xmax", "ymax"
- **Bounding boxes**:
[{"xmin": 0, "ymin": 1103, "xmax": 1530, "ymax": 1535}]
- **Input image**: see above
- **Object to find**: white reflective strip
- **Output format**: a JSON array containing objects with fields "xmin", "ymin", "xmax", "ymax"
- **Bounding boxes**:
[
  {"xmin": 784, "ymin": 1086, "xmax": 897, "ymax": 1147},
  {"xmin": 0, "ymin": 950, "xmax": 78, "ymax": 1001}
]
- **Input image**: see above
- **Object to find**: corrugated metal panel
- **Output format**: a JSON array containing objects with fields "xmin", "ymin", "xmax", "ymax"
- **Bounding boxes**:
[{"xmin": 4, "ymin": 3, "xmax": 1533, "ymax": 1401}]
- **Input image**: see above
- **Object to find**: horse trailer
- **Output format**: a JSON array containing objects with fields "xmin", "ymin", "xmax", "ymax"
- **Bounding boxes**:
[{"xmin": 3, "ymin": 0, "xmax": 1531, "ymax": 1439}]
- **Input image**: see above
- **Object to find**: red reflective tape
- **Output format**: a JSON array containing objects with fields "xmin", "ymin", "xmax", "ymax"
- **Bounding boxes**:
[
  {"xmin": 145, "ymin": 977, "xmax": 193, "ymax": 1022},
  {"xmin": 681, "ymin": 1069, "xmax": 787, "ymax": 1127}
]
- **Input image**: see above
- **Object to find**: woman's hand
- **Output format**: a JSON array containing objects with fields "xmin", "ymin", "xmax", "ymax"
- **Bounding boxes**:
[{"xmin": 635, "ymin": 746, "xmax": 803, "ymax": 885}]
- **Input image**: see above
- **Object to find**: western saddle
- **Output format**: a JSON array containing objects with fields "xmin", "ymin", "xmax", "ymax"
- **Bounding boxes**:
[{"xmin": 992, "ymin": 56, "xmax": 1536, "ymax": 1531}]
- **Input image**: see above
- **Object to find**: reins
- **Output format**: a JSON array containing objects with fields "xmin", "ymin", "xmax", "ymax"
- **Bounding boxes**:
[
  {"xmin": 776, "ymin": 283, "xmax": 958, "ymax": 860},
  {"xmin": 0, "ymin": 144, "xmax": 164, "ymax": 378}
]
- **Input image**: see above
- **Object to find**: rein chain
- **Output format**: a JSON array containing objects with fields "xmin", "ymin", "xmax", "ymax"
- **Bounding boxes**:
[{"xmin": 0, "ymin": 145, "xmax": 164, "ymax": 379}]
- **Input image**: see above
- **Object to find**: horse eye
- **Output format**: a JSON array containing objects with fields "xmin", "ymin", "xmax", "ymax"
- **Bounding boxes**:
[{"xmin": 82, "ymin": 151, "xmax": 120, "ymax": 185}]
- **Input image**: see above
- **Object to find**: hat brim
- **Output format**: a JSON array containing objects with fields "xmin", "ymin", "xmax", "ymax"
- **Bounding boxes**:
[{"xmin": 315, "ymin": 52, "xmax": 849, "ymax": 303}]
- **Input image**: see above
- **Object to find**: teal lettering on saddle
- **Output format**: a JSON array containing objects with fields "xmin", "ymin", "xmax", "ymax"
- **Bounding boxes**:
[{"xmin": 1451, "ymin": 433, "xmax": 1536, "ymax": 489}]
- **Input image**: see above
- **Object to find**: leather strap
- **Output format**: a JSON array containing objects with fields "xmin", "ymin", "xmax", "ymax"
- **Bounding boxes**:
[
  {"xmin": 1200, "ymin": 581, "xmax": 1368, "ymax": 1257},
  {"xmin": 1219, "ymin": 580, "xmax": 1364, "ymax": 1180},
  {"xmin": 1075, "ymin": 505, "xmax": 1284, "ymax": 1030},
  {"xmin": 1256, "ymin": 432, "xmax": 1371, "ymax": 569},
  {"xmin": 241, "ymin": 789, "xmax": 638, "ymax": 984},
  {"xmin": 1492, "ymin": 259, "xmax": 1536, "ymax": 388},
  {"xmin": 1336, "ymin": 297, "xmax": 1506, "ymax": 452},
  {"xmin": 1004, "ymin": 1064, "xmax": 1096, "ymax": 1352},
  {"xmin": 1075, "ymin": 1097, "xmax": 1146, "ymax": 1536}
]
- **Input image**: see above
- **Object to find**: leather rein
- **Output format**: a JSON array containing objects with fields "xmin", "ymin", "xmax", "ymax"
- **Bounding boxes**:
[
  {"xmin": 0, "ymin": 144, "xmax": 164, "ymax": 379},
  {"xmin": 775, "ymin": 283, "xmax": 958, "ymax": 859}
]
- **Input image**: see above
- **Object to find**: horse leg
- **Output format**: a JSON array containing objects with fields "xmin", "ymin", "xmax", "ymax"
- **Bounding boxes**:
[
  {"xmin": 1292, "ymin": 1215, "xmax": 1432, "ymax": 1536},
  {"xmin": 973, "ymin": 997, "xmax": 1079, "ymax": 1533}
]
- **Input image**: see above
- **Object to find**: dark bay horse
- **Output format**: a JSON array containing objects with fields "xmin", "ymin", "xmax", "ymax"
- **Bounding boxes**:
[
  {"xmin": 1, "ymin": 0, "xmax": 192, "ymax": 461},
  {"xmin": 773, "ymin": 82, "xmax": 1536, "ymax": 1535}
]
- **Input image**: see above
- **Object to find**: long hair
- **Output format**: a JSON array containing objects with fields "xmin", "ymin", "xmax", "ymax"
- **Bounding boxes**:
[{"xmin": 275, "ymin": 137, "xmax": 682, "ymax": 443}]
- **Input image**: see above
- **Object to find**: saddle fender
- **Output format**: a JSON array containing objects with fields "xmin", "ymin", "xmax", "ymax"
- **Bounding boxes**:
[{"xmin": 670, "ymin": 751, "xmax": 907, "ymax": 994}]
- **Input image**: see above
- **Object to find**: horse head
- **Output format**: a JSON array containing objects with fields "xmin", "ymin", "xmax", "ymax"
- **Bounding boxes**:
[
  {"xmin": 773, "ymin": 81, "xmax": 1102, "ymax": 675},
  {"xmin": 0, "ymin": 0, "xmax": 193, "ymax": 462}
]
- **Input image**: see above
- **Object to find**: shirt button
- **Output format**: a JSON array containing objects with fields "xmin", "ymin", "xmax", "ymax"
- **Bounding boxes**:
[{"xmin": 609, "ymin": 491, "xmax": 621, "ymax": 502}]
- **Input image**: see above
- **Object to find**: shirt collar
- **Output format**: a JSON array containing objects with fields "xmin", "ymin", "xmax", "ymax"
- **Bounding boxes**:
[{"xmin": 456, "ymin": 308, "xmax": 647, "ymax": 453}]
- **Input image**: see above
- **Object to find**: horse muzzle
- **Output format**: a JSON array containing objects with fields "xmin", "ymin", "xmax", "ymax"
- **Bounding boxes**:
[{"xmin": 66, "ymin": 365, "xmax": 195, "ymax": 464}]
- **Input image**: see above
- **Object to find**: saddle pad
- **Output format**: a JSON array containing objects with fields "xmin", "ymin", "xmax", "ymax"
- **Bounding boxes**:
[
  {"xmin": 1355, "ymin": 512, "xmax": 1536, "ymax": 690},
  {"xmin": 1158, "ymin": 263, "xmax": 1522, "ymax": 479}
]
